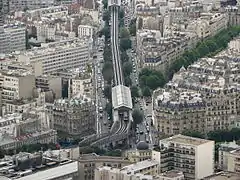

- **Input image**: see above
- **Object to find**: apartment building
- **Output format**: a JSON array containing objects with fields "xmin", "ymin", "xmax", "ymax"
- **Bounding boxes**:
[
  {"xmin": 2, "ymin": 90, "xmax": 45, "ymax": 115},
  {"xmin": 36, "ymin": 75, "xmax": 62, "ymax": 99},
  {"xmin": 186, "ymin": 13, "xmax": 228, "ymax": 39},
  {"xmin": 9, "ymin": 0, "xmax": 54, "ymax": 11},
  {"xmin": 0, "ymin": 23, "xmax": 26, "ymax": 54},
  {"xmin": 78, "ymin": 25, "xmax": 94, "ymax": 38},
  {"xmin": 218, "ymin": 141, "xmax": 240, "ymax": 171},
  {"xmin": 158, "ymin": 135, "xmax": 214, "ymax": 179},
  {"xmin": 169, "ymin": 3, "xmax": 203, "ymax": 24},
  {"xmin": 95, "ymin": 160, "xmax": 159, "ymax": 180},
  {"xmin": 48, "ymin": 95, "xmax": 95, "ymax": 137},
  {"xmin": 95, "ymin": 166, "xmax": 157, "ymax": 180},
  {"xmin": 18, "ymin": 38, "xmax": 91, "ymax": 75},
  {"xmin": 204, "ymin": 171, "xmax": 240, "ymax": 179},
  {"xmin": 0, "ymin": 69, "xmax": 35, "ymax": 105},
  {"xmin": 153, "ymin": 38, "xmax": 240, "ymax": 135},
  {"xmin": 78, "ymin": 153, "xmax": 131, "ymax": 180},
  {"xmin": 27, "ymin": 6, "xmax": 68, "ymax": 19},
  {"xmin": 136, "ymin": 30, "xmax": 197, "ymax": 73},
  {"xmin": 135, "ymin": 4, "xmax": 163, "ymax": 31},
  {"xmin": 68, "ymin": 73, "xmax": 93, "ymax": 98},
  {"xmin": 158, "ymin": 170, "xmax": 185, "ymax": 180},
  {"xmin": 0, "ymin": 113, "xmax": 57, "ymax": 150},
  {"xmin": 36, "ymin": 22, "xmax": 56, "ymax": 42},
  {"xmin": 227, "ymin": 149, "xmax": 240, "ymax": 173}
]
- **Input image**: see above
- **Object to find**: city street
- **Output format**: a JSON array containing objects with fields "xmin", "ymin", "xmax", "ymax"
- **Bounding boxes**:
[{"xmin": 128, "ymin": 48, "xmax": 158, "ymax": 149}]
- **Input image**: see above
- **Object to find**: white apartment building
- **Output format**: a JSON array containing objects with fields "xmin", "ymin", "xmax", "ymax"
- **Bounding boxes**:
[
  {"xmin": 0, "ymin": 69, "xmax": 35, "ymax": 104},
  {"xmin": 68, "ymin": 74, "xmax": 93, "ymax": 98},
  {"xmin": 78, "ymin": 25, "xmax": 94, "ymax": 38},
  {"xmin": 160, "ymin": 134, "xmax": 215, "ymax": 180},
  {"xmin": 0, "ymin": 23, "xmax": 26, "ymax": 54},
  {"xmin": 36, "ymin": 22, "xmax": 56, "ymax": 42},
  {"xmin": 218, "ymin": 141, "xmax": 240, "ymax": 171},
  {"xmin": 18, "ymin": 38, "xmax": 91, "ymax": 74},
  {"xmin": 27, "ymin": 6, "xmax": 68, "ymax": 19},
  {"xmin": 9, "ymin": 0, "xmax": 54, "ymax": 11}
]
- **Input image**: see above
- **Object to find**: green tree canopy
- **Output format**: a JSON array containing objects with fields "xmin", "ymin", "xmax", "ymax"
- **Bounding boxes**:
[
  {"xmin": 120, "ymin": 51, "xmax": 129, "ymax": 63},
  {"xmin": 131, "ymin": 86, "xmax": 139, "ymax": 98},
  {"xmin": 129, "ymin": 18, "xmax": 136, "ymax": 36},
  {"xmin": 123, "ymin": 61, "xmax": 133, "ymax": 76},
  {"xmin": 102, "ymin": 0, "xmax": 108, "ymax": 9},
  {"xmin": 132, "ymin": 108, "xmax": 144, "ymax": 126},
  {"xmin": 105, "ymin": 102, "xmax": 113, "ymax": 119},
  {"xmin": 142, "ymin": 87, "xmax": 151, "ymax": 97},
  {"xmin": 103, "ymin": 85, "xmax": 112, "ymax": 100},
  {"xmin": 120, "ymin": 27, "xmax": 130, "ymax": 39},
  {"xmin": 120, "ymin": 38, "xmax": 132, "ymax": 51},
  {"xmin": 103, "ymin": 10, "xmax": 111, "ymax": 22},
  {"xmin": 124, "ymin": 76, "xmax": 132, "ymax": 87},
  {"xmin": 102, "ymin": 62, "xmax": 113, "ymax": 84}
]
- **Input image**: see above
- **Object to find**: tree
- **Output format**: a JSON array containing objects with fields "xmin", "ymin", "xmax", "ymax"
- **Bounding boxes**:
[
  {"xmin": 142, "ymin": 87, "xmax": 151, "ymax": 97},
  {"xmin": 103, "ymin": 85, "xmax": 112, "ymax": 100},
  {"xmin": 129, "ymin": 19, "xmax": 136, "ymax": 36},
  {"xmin": 123, "ymin": 61, "xmax": 133, "ymax": 76},
  {"xmin": 120, "ymin": 38, "xmax": 132, "ymax": 51},
  {"xmin": 124, "ymin": 76, "xmax": 132, "ymax": 87},
  {"xmin": 102, "ymin": 0, "xmax": 108, "ymax": 9},
  {"xmin": 103, "ymin": 44, "xmax": 112, "ymax": 62},
  {"xmin": 132, "ymin": 108, "xmax": 144, "ymax": 126},
  {"xmin": 131, "ymin": 86, "xmax": 139, "ymax": 98},
  {"xmin": 105, "ymin": 102, "xmax": 113, "ymax": 119},
  {"xmin": 103, "ymin": 10, "xmax": 110, "ymax": 22},
  {"xmin": 120, "ymin": 51, "xmax": 129, "ymax": 63},
  {"xmin": 120, "ymin": 27, "xmax": 130, "ymax": 39},
  {"xmin": 100, "ymin": 25, "xmax": 110, "ymax": 40},
  {"xmin": 182, "ymin": 130, "xmax": 205, "ymax": 139},
  {"xmin": 102, "ymin": 62, "xmax": 113, "ymax": 84},
  {"xmin": 119, "ymin": 8, "xmax": 124, "ymax": 19},
  {"xmin": 86, "ymin": 63, "xmax": 92, "ymax": 74}
]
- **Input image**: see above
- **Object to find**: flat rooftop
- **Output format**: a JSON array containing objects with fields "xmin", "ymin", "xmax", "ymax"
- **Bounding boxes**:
[
  {"xmin": 204, "ymin": 171, "xmax": 240, "ymax": 180},
  {"xmin": 17, "ymin": 161, "xmax": 78, "ymax": 180},
  {"xmin": 120, "ymin": 160, "xmax": 158, "ymax": 173},
  {"xmin": 162, "ymin": 134, "xmax": 212, "ymax": 146},
  {"xmin": 159, "ymin": 170, "xmax": 184, "ymax": 178}
]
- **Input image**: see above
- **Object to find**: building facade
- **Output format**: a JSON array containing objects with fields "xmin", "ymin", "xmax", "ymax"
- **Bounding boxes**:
[
  {"xmin": 78, "ymin": 153, "xmax": 131, "ymax": 180},
  {"xmin": 48, "ymin": 95, "xmax": 95, "ymax": 137},
  {"xmin": 18, "ymin": 38, "xmax": 91, "ymax": 75},
  {"xmin": 159, "ymin": 134, "xmax": 215, "ymax": 179}
]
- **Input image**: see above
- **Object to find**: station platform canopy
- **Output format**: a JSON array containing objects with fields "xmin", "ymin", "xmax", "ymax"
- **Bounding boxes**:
[{"xmin": 112, "ymin": 85, "xmax": 133, "ymax": 110}]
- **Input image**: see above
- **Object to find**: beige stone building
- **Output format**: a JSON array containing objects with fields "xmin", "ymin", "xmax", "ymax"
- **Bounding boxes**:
[
  {"xmin": 94, "ymin": 160, "xmax": 160, "ymax": 180},
  {"xmin": 0, "ymin": 69, "xmax": 35, "ymax": 105},
  {"xmin": 152, "ymin": 40, "xmax": 240, "ymax": 135},
  {"xmin": 226, "ymin": 149, "xmax": 240, "ymax": 173},
  {"xmin": 218, "ymin": 141, "xmax": 240, "ymax": 171},
  {"xmin": 36, "ymin": 75, "xmax": 62, "ymax": 99},
  {"xmin": 124, "ymin": 141, "xmax": 152, "ymax": 163},
  {"xmin": 48, "ymin": 95, "xmax": 95, "ymax": 137},
  {"xmin": 78, "ymin": 153, "xmax": 131, "ymax": 180}
]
